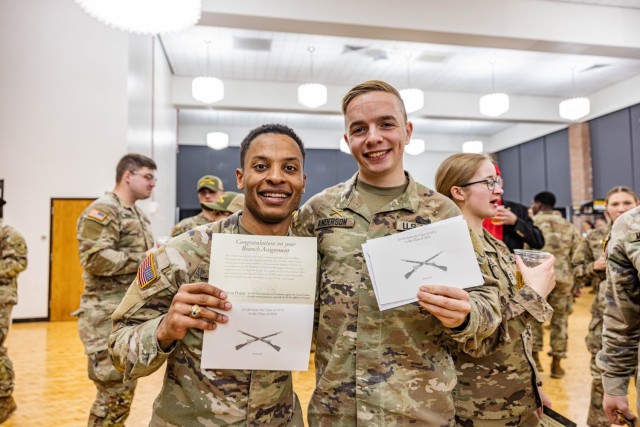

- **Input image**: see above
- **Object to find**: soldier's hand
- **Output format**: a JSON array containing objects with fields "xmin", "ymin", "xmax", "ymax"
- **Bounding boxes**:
[
  {"xmin": 416, "ymin": 285, "xmax": 471, "ymax": 329},
  {"xmin": 536, "ymin": 386, "xmax": 552, "ymax": 418},
  {"xmin": 156, "ymin": 282, "xmax": 232, "ymax": 351},
  {"xmin": 603, "ymin": 393, "xmax": 635, "ymax": 425},
  {"xmin": 593, "ymin": 255, "xmax": 607, "ymax": 272},
  {"xmin": 517, "ymin": 254, "xmax": 556, "ymax": 299}
]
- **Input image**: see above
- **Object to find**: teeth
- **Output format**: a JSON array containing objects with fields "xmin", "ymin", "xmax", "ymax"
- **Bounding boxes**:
[
  {"xmin": 367, "ymin": 151, "xmax": 386, "ymax": 158},
  {"xmin": 263, "ymin": 193, "xmax": 287, "ymax": 198}
]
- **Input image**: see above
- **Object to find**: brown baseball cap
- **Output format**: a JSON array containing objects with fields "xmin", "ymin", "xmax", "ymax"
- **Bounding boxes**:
[
  {"xmin": 197, "ymin": 175, "xmax": 223, "ymax": 192},
  {"xmin": 201, "ymin": 191, "xmax": 244, "ymax": 214}
]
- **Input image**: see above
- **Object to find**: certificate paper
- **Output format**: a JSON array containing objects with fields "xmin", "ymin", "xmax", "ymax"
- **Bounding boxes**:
[
  {"xmin": 201, "ymin": 234, "xmax": 317, "ymax": 371},
  {"xmin": 363, "ymin": 216, "xmax": 483, "ymax": 310}
]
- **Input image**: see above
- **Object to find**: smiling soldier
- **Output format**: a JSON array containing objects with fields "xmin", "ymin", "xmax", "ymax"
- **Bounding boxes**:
[{"xmin": 109, "ymin": 124, "xmax": 307, "ymax": 426}]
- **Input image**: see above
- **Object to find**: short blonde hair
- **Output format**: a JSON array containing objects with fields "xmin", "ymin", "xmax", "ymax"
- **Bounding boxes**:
[
  {"xmin": 435, "ymin": 153, "xmax": 492, "ymax": 200},
  {"xmin": 341, "ymin": 80, "xmax": 407, "ymax": 120},
  {"xmin": 605, "ymin": 186, "xmax": 638, "ymax": 204}
]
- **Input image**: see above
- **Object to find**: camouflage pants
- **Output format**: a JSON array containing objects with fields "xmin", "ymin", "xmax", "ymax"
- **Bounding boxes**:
[
  {"xmin": 0, "ymin": 304, "xmax": 14, "ymax": 398},
  {"xmin": 455, "ymin": 411, "xmax": 540, "ymax": 427},
  {"xmin": 586, "ymin": 311, "xmax": 609, "ymax": 427},
  {"xmin": 531, "ymin": 292, "xmax": 572, "ymax": 358},
  {"xmin": 87, "ymin": 349, "xmax": 136, "ymax": 427}
]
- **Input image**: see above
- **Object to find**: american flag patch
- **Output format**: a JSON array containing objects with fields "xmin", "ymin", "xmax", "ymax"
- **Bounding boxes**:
[
  {"xmin": 87, "ymin": 209, "xmax": 107, "ymax": 222},
  {"xmin": 138, "ymin": 252, "xmax": 158, "ymax": 289}
]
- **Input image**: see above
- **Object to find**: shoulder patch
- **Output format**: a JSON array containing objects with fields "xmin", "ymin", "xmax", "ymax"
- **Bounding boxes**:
[
  {"xmin": 87, "ymin": 209, "xmax": 108, "ymax": 222},
  {"xmin": 137, "ymin": 252, "xmax": 159, "ymax": 289},
  {"xmin": 627, "ymin": 231, "xmax": 640, "ymax": 244},
  {"xmin": 314, "ymin": 218, "xmax": 355, "ymax": 230}
]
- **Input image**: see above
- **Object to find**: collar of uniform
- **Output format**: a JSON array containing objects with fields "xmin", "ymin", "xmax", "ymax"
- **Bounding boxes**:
[
  {"xmin": 481, "ymin": 228, "xmax": 500, "ymax": 254},
  {"xmin": 337, "ymin": 171, "xmax": 420, "ymax": 213},
  {"xmin": 106, "ymin": 191, "xmax": 136, "ymax": 211},
  {"xmin": 216, "ymin": 210, "xmax": 294, "ymax": 237}
]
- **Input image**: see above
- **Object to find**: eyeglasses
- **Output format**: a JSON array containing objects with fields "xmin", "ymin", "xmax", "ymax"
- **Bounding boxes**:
[
  {"xmin": 459, "ymin": 176, "xmax": 502, "ymax": 191},
  {"xmin": 130, "ymin": 170, "xmax": 157, "ymax": 183}
]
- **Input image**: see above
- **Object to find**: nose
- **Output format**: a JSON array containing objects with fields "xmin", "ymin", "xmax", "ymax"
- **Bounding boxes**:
[
  {"xmin": 266, "ymin": 167, "xmax": 285, "ymax": 184},
  {"xmin": 365, "ymin": 127, "xmax": 383, "ymax": 145}
]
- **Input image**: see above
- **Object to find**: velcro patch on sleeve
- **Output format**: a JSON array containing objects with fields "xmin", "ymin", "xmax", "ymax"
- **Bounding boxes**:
[
  {"xmin": 87, "ymin": 209, "xmax": 108, "ymax": 222},
  {"xmin": 627, "ymin": 231, "xmax": 640, "ymax": 244},
  {"xmin": 314, "ymin": 218, "xmax": 355, "ymax": 230},
  {"xmin": 138, "ymin": 252, "xmax": 159, "ymax": 289}
]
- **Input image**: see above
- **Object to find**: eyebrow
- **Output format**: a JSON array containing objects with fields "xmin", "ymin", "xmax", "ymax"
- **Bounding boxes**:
[
  {"xmin": 347, "ymin": 115, "xmax": 399, "ymax": 129},
  {"xmin": 249, "ymin": 155, "xmax": 301, "ymax": 163}
]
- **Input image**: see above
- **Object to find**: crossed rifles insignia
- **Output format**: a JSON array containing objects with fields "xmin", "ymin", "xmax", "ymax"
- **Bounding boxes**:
[
  {"xmin": 402, "ymin": 251, "xmax": 447, "ymax": 279},
  {"xmin": 235, "ymin": 330, "xmax": 283, "ymax": 352}
]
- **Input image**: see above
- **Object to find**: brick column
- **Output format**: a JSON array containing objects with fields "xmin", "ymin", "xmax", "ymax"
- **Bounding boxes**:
[{"xmin": 568, "ymin": 122, "xmax": 593, "ymax": 205}]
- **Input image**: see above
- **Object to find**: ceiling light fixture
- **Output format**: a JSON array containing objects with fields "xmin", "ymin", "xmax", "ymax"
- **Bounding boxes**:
[
  {"xmin": 75, "ymin": 0, "xmax": 201, "ymax": 35},
  {"xmin": 405, "ymin": 139, "xmax": 425, "ymax": 156},
  {"xmin": 399, "ymin": 55, "xmax": 424, "ymax": 114},
  {"xmin": 462, "ymin": 140, "xmax": 484, "ymax": 153},
  {"xmin": 479, "ymin": 61, "xmax": 509, "ymax": 117},
  {"xmin": 192, "ymin": 39, "xmax": 224, "ymax": 104},
  {"xmin": 207, "ymin": 132, "xmax": 229, "ymax": 150},
  {"xmin": 298, "ymin": 47, "xmax": 327, "ymax": 109},
  {"xmin": 559, "ymin": 66, "xmax": 590, "ymax": 121}
]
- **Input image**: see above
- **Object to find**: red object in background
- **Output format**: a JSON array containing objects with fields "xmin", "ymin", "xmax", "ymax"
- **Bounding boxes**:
[{"xmin": 483, "ymin": 162, "xmax": 503, "ymax": 240}]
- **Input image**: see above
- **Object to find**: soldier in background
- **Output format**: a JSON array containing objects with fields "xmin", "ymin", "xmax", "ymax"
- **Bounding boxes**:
[
  {"xmin": 292, "ymin": 80, "xmax": 501, "ymax": 425},
  {"xmin": 76, "ymin": 153, "xmax": 156, "ymax": 426},
  {"xmin": 200, "ymin": 191, "xmax": 244, "ymax": 221},
  {"xmin": 171, "ymin": 175, "xmax": 223, "ymax": 237},
  {"xmin": 0, "ymin": 193, "xmax": 27, "ymax": 423},
  {"xmin": 531, "ymin": 191, "xmax": 581, "ymax": 378},
  {"xmin": 597, "ymin": 205, "xmax": 640, "ymax": 426},
  {"xmin": 109, "ymin": 124, "xmax": 307, "ymax": 426},
  {"xmin": 573, "ymin": 186, "xmax": 638, "ymax": 427}
]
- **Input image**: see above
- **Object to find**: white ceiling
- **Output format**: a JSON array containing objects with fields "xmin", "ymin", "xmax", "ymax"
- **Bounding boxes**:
[{"xmin": 163, "ymin": 0, "xmax": 640, "ymax": 149}]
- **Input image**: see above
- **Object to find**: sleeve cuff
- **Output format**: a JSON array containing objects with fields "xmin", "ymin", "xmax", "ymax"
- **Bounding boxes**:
[
  {"xmin": 139, "ymin": 315, "xmax": 174, "ymax": 366},
  {"xmin": 511, "ymin": 286, "xmax": 554, "ymax": 323},
  {"xmin": 602, "ymin": 376, "xmax": 631, "ymax": 396}
]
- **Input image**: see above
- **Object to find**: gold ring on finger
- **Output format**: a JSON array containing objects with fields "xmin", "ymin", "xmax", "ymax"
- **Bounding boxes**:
[{"xmin": 190, "ymin": 304, "xmax": 202, "ymax": 319}]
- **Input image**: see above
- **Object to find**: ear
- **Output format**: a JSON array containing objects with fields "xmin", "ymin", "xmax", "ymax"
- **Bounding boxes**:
[
  {"xmin": 450, "ymin": 186, "xmax": 466, "ymax": 203},
  {"xmin": 405, "ymin": 121, "xmax": 414, "ymax": 144},
  {"xmin": 236, "ymin": 168, "xmax": 244, "ymax": 190},
  {"xmin": 302, "ymin": 173, "xmax": 307, "ymax": 194}
]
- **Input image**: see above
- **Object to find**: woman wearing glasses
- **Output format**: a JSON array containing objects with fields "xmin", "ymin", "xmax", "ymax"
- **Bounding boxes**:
[
  {"xmin": 435, "ymin": 153, "xmax": 556, "ymax": 426},
  {"xmin": 572, "ymin": 186, "xmax": 638, "ymax": 427}
]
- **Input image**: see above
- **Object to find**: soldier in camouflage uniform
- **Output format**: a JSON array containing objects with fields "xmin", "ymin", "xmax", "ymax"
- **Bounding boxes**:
[
  {"xmin": 436, "ymin": 153, "xmax": 556, "ymax": 427},
  {"xmin": 292, "ymin": 81, "xmax": 502, "ymax": 426},
  {"xmin": 171, "ymin": 175, "xmax": 224, "ymax": 237},
  {"xmin": 0, "ymin": 202, "xmax": 27, "ymax": 423},
  {"xmin": 109, "ymin": 124, "xmax": 307, "ymax": 426},
  {"xmin": 573, "ymin": 187, "xmax": 638, "ymax": 427},
  {"xmin": 76, "ymin": 153, "xmax": 156, "ymax": 426},
  {"xmin": 172, "ymin": 191, "xmax": 244, "ymax": 237},
  {"xmin": 597, "ymin": 205, "xmax": 640, "ymax": 425},
  {"xmin": 531, "ymin": 191, "xmax": 582, "ymax": 379}
]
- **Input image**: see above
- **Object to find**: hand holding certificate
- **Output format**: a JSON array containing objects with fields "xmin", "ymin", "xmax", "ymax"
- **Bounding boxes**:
[
  {"xmin": 363, "ymin": 216, "xmax": 482, "ymax": 310},
  {"xmin": 201, "ymin": 234, "xmax": 317, "ymax": 371}
]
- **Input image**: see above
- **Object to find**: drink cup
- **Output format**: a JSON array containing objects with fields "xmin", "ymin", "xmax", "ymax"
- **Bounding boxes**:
[
  {"xmin": 490, "ymin": 206, "xmax": 505, "ymax": 225},
  {"xmin": 513, "ymin": 249, "xmax": 551, "ymax": 290}
]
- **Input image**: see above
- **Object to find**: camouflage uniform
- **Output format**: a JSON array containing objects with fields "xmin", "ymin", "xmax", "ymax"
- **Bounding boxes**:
[
  {"xmin": 597, "ymin": 206, "xmax": 640, "ymax": 414},
  {"xmin": 170, "ymin": 212, "xmax": 210, "ymax": 237},
  {"xmin": 76, "ymin": 192, "xmax": 154, "ymax": 426},
  {"xmin": 531, "ymin": 211, "xmax": 581, "ymax": 358},
  {"xmin": 109, "ymin": 213, "xmax": 304, "ymax": 427},
  {"xmin": 453, "ymin": 230, "xmax": 552, "ymax": 427},
  {"xmin": 292, "ymin": 172, "xmax": 501, "ymax": 426},
  {"xmin": 0, "ymin": 222, "xmax": 27, "ymax": 399},
  {"xmin": 572, "ymin": 225, "xmax": 610, "ymax": 426}
]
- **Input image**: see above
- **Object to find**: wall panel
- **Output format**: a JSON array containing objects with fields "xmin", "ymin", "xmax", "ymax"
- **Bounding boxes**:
[
  {"xmin": 519, "ymin": 138, "xmax": 546, "ymax": 205},
  {"xmin": 545, "ymin": 129, "xmax": 571, "ymax": 208},
  {"xmin": 591, "ymin": 109, "xmax": 633, "ymax": 198},
  {"xmin": 496, "ymin": 146, "xmax": 521, "ymax": 203}
]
